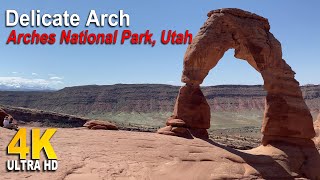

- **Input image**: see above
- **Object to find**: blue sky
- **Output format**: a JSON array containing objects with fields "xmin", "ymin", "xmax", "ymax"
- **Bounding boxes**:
[{"xmin": 0, "ymin": 0, "xmax": 319, "ymax": 89}]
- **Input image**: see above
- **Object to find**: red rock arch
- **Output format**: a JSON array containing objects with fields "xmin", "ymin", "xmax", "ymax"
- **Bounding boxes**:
[{"xmin": 158, "ymin": 8, "xmax": 315, "ymax": 144}]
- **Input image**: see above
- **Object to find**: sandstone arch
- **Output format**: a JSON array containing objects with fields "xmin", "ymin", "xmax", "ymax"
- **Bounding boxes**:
[{"xmin": 158, "ymin": 8, "xmax": 315, "ymax": 144}]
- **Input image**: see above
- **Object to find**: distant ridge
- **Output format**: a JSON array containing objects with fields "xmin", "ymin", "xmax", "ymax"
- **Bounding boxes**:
[{"xmin": 0, "ymin": 84, "xmax": 319, "ymax": 116}]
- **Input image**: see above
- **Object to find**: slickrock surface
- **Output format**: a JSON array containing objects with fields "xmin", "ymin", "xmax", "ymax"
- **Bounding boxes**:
[
  {"xmin": 159, "ymin": 8, "xmax": 315, "ymax": 143},
  {"xmin": 1, "ymin": 127, "xmax": 319, "ymax": 180}
]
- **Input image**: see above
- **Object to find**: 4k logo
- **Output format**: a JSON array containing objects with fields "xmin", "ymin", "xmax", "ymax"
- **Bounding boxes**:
[{"xmin": 6, "ymin": 128, "xmax": 58, "ymax": 171}]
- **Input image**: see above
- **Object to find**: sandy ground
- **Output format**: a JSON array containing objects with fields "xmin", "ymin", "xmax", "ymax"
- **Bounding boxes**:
[{"xmin": 1, "ymin": 127, "xmax": 319, "ymax": 180}]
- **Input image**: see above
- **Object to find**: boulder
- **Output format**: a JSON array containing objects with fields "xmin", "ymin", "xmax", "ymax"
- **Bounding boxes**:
[
  {"xmin": 84, "ymin": 120, "xmax": 118, "ymax": 130},
  {"xmin": 158, "ymin": 8, "xmax": 315, "ymax": 143}
]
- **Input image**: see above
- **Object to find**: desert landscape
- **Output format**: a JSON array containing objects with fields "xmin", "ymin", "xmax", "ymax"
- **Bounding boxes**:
[
  {"xmin": 0, "ymin": 84, "xmax": 318, "ymax": 149},
  {"xmin": 1, "ymin": 8, "xmax": 320, "ymax": 180}
]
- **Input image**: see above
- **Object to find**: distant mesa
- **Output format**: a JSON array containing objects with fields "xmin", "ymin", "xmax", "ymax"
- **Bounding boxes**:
[
  {"xmin": 158, "ymin": 8, "xmax": 316, "ymax": 144},
  {"xmin": 0, "ymin": 84, "xmax": 318, "ymax": 119}
]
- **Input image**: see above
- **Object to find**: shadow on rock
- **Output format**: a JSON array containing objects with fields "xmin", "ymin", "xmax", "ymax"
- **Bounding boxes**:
[{"xmin": 203, "ymin": 139, "xmax": 320, "ymax": 180}]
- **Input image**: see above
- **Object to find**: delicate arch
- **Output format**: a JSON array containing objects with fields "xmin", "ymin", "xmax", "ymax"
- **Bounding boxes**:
[{"xmin": 158, "ymin": 8, "xmax": 315, "ymax": 143}]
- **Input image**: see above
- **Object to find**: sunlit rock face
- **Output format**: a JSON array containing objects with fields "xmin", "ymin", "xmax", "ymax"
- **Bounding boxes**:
[{"xmin": 314, "ymin": 114, "xmax": 320, "ymax": 147}]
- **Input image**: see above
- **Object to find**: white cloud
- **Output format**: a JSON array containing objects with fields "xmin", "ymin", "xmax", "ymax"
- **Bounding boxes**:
[
  {"xmin": 0, "ymin": 77, "xmax": 63, "ymax": 90},
  {"xmin": 49, "ymin": 76, "xmax": 64, "ymax": 80},
  {"xmin": 12, "ymin": 72, "xmax": 18, "ymax": 74},
  {"xmin": 31, "ymin": 73, "xmax": 38, "ymax": 76}
]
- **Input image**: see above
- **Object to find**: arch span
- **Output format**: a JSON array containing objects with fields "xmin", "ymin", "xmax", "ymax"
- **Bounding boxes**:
[{"xmin": 158, "ymin": 8, "xmax": 315, "ymax": 144}]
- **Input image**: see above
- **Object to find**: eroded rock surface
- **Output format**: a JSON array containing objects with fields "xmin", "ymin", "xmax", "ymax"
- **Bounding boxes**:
[
  {"xmin": 314, "ymin": 114, "xmax": 320, "ymax": 148},
  {"xmin": 1, "ymin": 128, "xmax": 319, "ymax": 179},
  {"xmin": 158, "ymin": 8, "xmax": 315, "ymax": 143}
]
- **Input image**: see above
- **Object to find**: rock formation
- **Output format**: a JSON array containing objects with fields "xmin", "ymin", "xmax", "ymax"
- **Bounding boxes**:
[
  {"xmin": 315, "ymin": 114, "xmax": 320, "ymax": 131},
  {"xmin": 158, "ymin": 8, "xmax": 316, "ymax": 144},
  {"xmin": 314, "ymin": 114, "xmax": 320, "ymax": 148},
  {"xmin": 84, "ymin": 120, "xmax": 118, "ymax": 130},
  {"xmin": 1, "ymin": 106, "xmax": 87, "ymax": 128}
]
